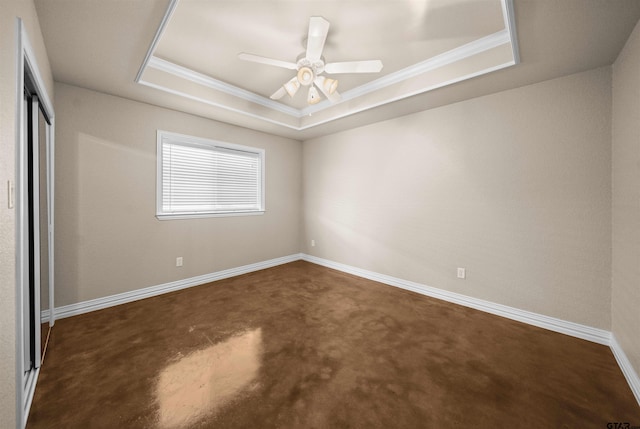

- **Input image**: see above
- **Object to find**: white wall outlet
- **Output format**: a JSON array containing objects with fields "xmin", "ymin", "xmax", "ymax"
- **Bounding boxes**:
[
  {"xmin": 457, "ymin": 267, "xmax": 466, "ymax": 279},
  {"xmin": 311, "ymin": 239, "xmax": 316, "ymax": 247},
  {"xmin": 176, "ymin": 257, "xmax": 183, "ymax": 267}
]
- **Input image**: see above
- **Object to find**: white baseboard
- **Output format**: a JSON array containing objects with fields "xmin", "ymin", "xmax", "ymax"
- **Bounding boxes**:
[
  {"xmin": 40, "ymin": 252, "xmax": 639, "ymax": 406},
  {"xmin": 43, "ymin": 253, "xmax": 302, "ymax": 321},
  {"xmin": 300, "ymin": 254, "xmax": 611, "ymax": 345},
  {"xmin": 300, "ymin": 254, "xmax": 640, "ymax": 406},
  {"xmin": 43, "ymin": 252, "xmax": 610, "ymax": 343},
  {"xmin": 611, "ymin": 334, "xmax": 640, "ymax": 405}
]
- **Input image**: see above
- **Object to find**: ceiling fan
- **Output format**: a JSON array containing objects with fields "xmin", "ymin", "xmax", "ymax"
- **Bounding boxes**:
[{"xmin": 238, "ymin": 16, "xmax": 383, "ymax": 105}]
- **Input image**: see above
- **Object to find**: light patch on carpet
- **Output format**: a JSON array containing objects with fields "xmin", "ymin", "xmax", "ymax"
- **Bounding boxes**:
[{"xmin": 155, "ymin": 328, "xmax": 262, "ymax": 428}]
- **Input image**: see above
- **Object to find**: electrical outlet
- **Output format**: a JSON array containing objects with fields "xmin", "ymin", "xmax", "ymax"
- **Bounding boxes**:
[
  {"xmin": 311, "ymin": 239, "xmax": 316, "ymax": 247},
  {"xmin": 176, "ymin": 257, "xmax": 183, "ymax": 267},
  {"xmin": 457, "ymin": 267, "xmax": 466, "ymax": 279}
]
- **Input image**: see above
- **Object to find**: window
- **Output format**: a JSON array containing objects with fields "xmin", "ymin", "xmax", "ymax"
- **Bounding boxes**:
[{"xmin": 157, "ymin": 131, "xmax": 265, "ymax": 219}]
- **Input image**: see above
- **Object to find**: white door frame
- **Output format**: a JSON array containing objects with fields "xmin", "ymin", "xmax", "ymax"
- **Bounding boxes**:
[{"xmin": 15, "ymin": 18, "xmax": 55, "ymax": 429}]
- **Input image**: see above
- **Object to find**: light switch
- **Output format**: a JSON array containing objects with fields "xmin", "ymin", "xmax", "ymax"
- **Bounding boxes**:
[{"xmin": 7, "ymin": 181, "xmax": 14, "ymax": 209}]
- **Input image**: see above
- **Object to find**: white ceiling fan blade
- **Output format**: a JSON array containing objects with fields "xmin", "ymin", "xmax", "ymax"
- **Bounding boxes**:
[
  {"xmin": 306, "ymin": 17, "xmax": 330, "ymax": 62},
  {"xmin": 314, "ymin": 76, "xmax": 341, "ymax": 103},
  {"xmin": 325, "ymin": 60, "xmax": 383, "ymax": 74},
  {"xmin": 238, "ymin": 53, "xmax": 297, "ymax": 70},
  {"xmin": 270, "ymin": 87, "xmax": 287, "ymax": 100}
]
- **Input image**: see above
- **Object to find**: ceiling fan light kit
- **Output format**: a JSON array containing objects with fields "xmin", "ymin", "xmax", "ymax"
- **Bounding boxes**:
[
  {"xmin": 238, "ymin": 16, "xmax": 383, "ymax": 105},
  {"xmin": 297, "ymin": 67, "xmax": 315, "ymax": 86},
  {"xmin": 307, "ymin": 86, "xmax": 321, "ymax": 104},
  {"xmin": 322, "ymin": 77, "xmax": 338, "ymax": 95}
]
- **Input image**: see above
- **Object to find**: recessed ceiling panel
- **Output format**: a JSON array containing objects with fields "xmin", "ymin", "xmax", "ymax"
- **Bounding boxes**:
[
  {"xmin": 137, "ymin": 0, "xmax": 518, "ymax": 130},
  {"xmin": 33, "ymin": 0, "xmax": 640, "ymax": 139}
]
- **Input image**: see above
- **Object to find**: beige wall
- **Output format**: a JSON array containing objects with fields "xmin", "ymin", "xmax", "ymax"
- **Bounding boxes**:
[
  {"xmin": 0, "ymin": 0, "xmax": 54, "ymax": 427},
  {"xmin": 54, "ymin": 83, "xmax": 302, "ymax": 307},
  {"xmin": 612, "ymin": 19, "xmax": 640, "ymax": 380},
  {"xmin": 303, "ymin": 67, "xmax": 612, "ymax": 329}
]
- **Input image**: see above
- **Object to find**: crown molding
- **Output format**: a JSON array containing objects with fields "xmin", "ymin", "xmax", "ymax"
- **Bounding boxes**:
[
  {"xmin": 502, "ymin": 0, "xmax": 520, "ymax": 63},
  {"xmin": 147, "ymin": 56, "xmax": 302, "ymax": 117},
  {"xmin": 136, "ymin": 77, "xmax": 303, "ymax": 131},
  {"xmin": 297, "ymin": 60, "xmax": 516, "ymax": 131},
  {"xmin": 302, "ymin": 28, "xmax": 513, "ymax": 115},
  {"xmin": 134, "ymin": 0, "xmax": 180, "ymax": 83},
  {"xmin": 136, "ymin": 0, "xmax": 519, "ymax": 130}
]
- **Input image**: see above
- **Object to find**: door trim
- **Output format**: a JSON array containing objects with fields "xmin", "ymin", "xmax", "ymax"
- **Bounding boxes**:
[{"xmin": 15, "ymin": 18, "xmax": 55, "ymax": 429}]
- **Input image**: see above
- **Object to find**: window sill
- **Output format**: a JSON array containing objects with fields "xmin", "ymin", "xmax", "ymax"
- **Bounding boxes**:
[{"xmin": 156, "ymin": 210, "xmax": 265, "ymax": 220}]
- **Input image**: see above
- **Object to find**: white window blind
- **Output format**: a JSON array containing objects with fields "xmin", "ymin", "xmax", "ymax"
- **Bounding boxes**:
[{"xmin": 157, "ymin": 131, "xmax": 264, "ymax": 219}]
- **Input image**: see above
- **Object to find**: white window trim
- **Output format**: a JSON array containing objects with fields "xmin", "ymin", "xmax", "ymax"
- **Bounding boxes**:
[{"xmin": 156, "ymin": 130, "xmax": 265, "ymax": 220}]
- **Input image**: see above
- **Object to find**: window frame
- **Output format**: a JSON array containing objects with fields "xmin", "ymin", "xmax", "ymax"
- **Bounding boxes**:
[{"xmin": 156, "ymin": 130, "xmax": 265, "ymax": 220}]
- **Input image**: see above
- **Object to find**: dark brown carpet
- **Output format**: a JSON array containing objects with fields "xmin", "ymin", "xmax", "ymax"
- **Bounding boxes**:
[{"xmin": 27, "ymin": 261, "xmax": 639, "ymax": 428}]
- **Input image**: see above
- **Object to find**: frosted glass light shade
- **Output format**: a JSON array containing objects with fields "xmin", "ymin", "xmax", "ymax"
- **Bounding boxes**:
[
  {"xmin": 297, "ymin": 67, "xmax": 314, "ymax": 86},
  {"xmin": 307, "ymin": 85, "xmax": 321, "ymax": 104},
  {"xmin": 323, "ymin": 78, "xmax": 338, "ymax": 94}
]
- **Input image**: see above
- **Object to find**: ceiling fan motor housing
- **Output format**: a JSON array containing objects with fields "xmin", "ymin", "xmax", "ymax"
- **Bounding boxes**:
[
  {"xmin": 239, "ymin": 16, "xmax": 382, "ymax": 103},
  {"xmin": 296, "ymin": 57, "xmax": 325, "ymax": 86}
]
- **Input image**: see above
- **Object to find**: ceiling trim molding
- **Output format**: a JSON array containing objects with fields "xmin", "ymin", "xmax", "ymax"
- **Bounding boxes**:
[
  {"xmin": 143, "ymin": 27, "xmax": 513, "ymax": 119},
  {"xmin": 147, "ymin": 56, "xmax": 301, "ymax": 117},
  {"xmin": 501, "ymin": 0, "xmax": 520, "ymax": 63},
  {"xmin": 302, "ymin": 28, "xmax": 512, "ymax": 115},
  {"xmin": 136, "ymin": 0, "xmax": 519, "ymax": 130},
  {"xmin": 298, "ymin": 60, "xmax": 517, "ymax": 131},
  {"xmin": 134, "ymin": 0, "xmax": 180, "ymax": 83},
  {"xmin": 139, "ymin": 58, "xmax": 516, "ymax": 132},
  {"xmin": 137, "ymin": 77, "xmax": 302, "ymax": 130}
]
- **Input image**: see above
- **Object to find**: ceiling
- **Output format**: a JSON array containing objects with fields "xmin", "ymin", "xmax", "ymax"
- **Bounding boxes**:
[{"xmin": 34, "ymin": 0, "xmax": 640, "ymax": 140}]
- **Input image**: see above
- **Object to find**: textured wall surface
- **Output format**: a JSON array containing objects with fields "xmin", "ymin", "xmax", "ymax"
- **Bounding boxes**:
[
  {"xmin": 612, "ymin": 18, "xmax": 640, "ymax": 383},
  {"xmin": 54, "ymin": 83, "xmax": 302, "ymax": 307},
  {"xmin": 303, "ymin": 67, "xmax": 612, "ymax": 329}
]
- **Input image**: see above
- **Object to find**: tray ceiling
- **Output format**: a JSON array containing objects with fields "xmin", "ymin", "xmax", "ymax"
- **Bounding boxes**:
[
  {"xmin": 137, "ymin": 0, "xmax": 519, "ymax": 131},
  {"xmin": 34, "ymin": 0, "xmax": 640, "ymax": 140}
]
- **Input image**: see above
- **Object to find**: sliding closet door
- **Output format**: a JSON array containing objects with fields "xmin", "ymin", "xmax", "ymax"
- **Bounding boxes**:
[
  {"xmin": 22, "ymin": 90, "xmax": 33, "ymax": 376},
  {"xmin": 24, "ymin": 90, "xmax": 42, "ymax": 373},
  {"xmin": 38, "ymin": 100, "xmax": 50, "ymax": 360},
  {"xmin": 19, "ymin": 20, "xmax": 56, "ymax": 426}
]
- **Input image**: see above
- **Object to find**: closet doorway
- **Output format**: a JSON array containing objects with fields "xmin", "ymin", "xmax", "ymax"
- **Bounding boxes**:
[{"xmin": 17, "ymin": 19, "xmax": 55, "ymax": 428}]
